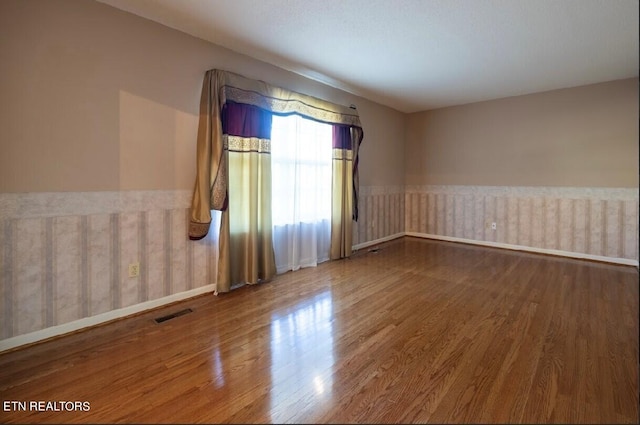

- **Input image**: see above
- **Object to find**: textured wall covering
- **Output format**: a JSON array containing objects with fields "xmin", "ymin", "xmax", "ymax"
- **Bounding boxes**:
[
  {"xmin": 2, "ymin": 184, "xmax": 635, "ymax": 344},
  {"xmin": 0, "ymin": 191, "xmax": 219, "ymax": 341},
  {"xmin": 353, "ymin": 186, "xmax": 405, "ymax": 247},
  {"xmin": 405, "ymin": 185, "xmax": 639, "ymax": 263}
]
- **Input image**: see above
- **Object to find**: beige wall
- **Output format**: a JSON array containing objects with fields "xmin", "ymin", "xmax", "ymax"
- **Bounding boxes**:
[
  {"xmin": 405, "ymin": 78, "xmax": 639, "ymax": 188},
  {"xmin": 0, "ymin": 0, "xmax": 405, "ymax": 193}
]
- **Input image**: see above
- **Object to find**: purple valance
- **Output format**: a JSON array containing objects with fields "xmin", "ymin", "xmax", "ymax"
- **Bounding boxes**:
[{"xmin": 222, "ymin": 102, "xmax": 272, "ymax": 140}]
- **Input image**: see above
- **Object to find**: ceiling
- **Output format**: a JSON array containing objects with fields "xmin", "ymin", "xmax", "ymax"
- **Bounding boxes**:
[{"xmin": 97, "ymin": 0, "xmax": 638, "ymax": 113}]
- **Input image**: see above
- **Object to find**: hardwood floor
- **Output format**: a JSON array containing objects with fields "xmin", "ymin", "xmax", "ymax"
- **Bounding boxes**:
[{"xmin": 1, "ymin": 237, "xmax": 638, "ymax": 424}]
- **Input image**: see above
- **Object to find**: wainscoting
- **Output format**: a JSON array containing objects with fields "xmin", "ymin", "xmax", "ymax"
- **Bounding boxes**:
[
  {"xmin": 353, "ymin": 185, "xmax": 405, "ymax": 248},
  {"xmin": 405, "ymin": 185, "xmax": 639, "ymax": 265},
  {"xmin": 1, "ymin": 185, "xmax": 637, "ymax": 350},
  {"xmin": 0, "ymin": 190, "xmax": 219, "ymax": 349}
]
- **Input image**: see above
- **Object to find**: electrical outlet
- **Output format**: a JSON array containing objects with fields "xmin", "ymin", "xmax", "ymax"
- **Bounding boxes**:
[
  {"xmin": 128, "ymin": 262, "xmax": 140, "ymax": 278},
  {"xmin": 491, "ymin": 222, "xmax": 497, "ymax": 230}
]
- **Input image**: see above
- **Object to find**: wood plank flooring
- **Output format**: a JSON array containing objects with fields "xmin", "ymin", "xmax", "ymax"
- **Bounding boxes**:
[{"xmin": 0, "ymin": 237, "xmax": 638, "ymax": 423}]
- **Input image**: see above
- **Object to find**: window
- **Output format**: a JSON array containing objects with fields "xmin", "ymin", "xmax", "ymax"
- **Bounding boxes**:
[
  {"xmin": 270, "ymin": 114, "xmax": 333, "ymax": 273},
  {"xmin": 271, "ymin": 114, "xmax": 332, "ymax": 226}
]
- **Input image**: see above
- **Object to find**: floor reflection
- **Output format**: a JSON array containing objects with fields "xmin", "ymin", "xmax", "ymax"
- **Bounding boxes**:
[
  {"xmin": 210, "ymin": 346, "xmax": 226, "ymax": 389},
  {"xmin": 269, "ymin": 290, "xmax": 335, "ymax": 422}
]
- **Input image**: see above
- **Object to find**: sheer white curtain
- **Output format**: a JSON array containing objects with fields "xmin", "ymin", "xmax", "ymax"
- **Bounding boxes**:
[{"xmin": 271, "ymin": 114, "xmax": 332, "ymax": 273}]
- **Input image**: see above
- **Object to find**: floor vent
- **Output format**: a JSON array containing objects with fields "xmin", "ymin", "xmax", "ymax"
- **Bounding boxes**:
[{"xmin": 154, "ymin": 308, "xmax": 193, "ymax": 324}]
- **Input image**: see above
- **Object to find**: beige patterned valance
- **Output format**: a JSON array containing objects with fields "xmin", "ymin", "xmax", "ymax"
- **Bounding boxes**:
[
  {"xmin": 220, "ymin": 71, "xmax": 363, "ymax": 128},
  {"xmin": 224, "ymin": 135, "xmax": 271, "ymax": 153},
  {"xmin": 332, "ymin": 148, "xmax": 354, "ymax": 161}
]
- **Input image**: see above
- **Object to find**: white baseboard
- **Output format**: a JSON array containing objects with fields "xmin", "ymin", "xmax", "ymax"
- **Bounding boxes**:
[
  {"xmin": 0, "ymin": 284, "xmax": 215, "ymax": 353},
  {"xmin": 405, "ymin": 232, "xmax": 639, "ymax": 267},
  {"xmin": 353, "ymin": 233, "xmax": 405, "ymax": 251}
]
